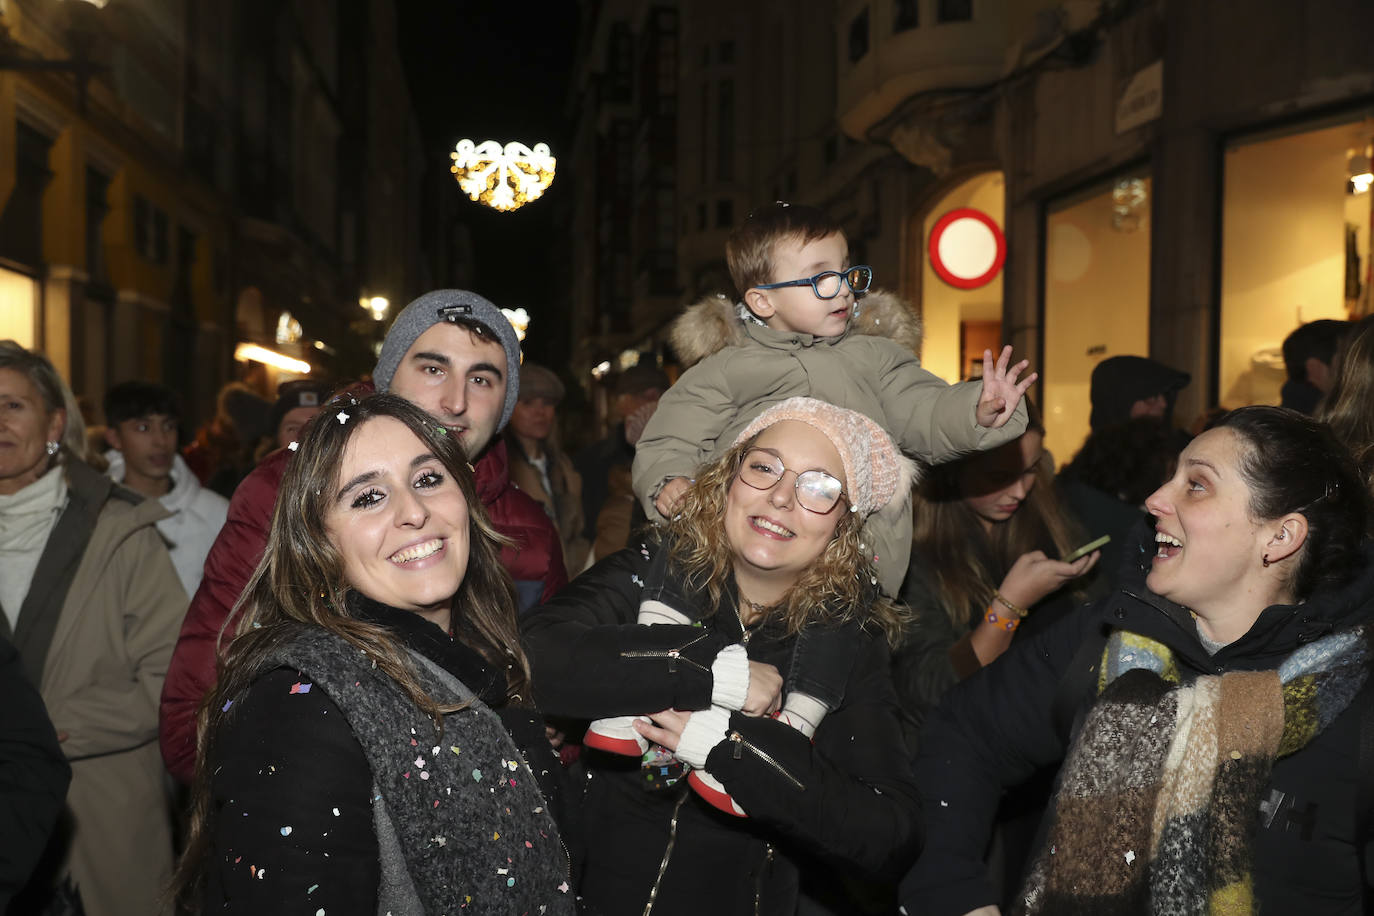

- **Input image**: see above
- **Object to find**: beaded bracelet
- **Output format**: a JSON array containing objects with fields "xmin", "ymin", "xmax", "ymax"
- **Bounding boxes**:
[
  {"xmin": 985, "ymin": 608, "xmax": 1020, "ymax": 632},
  {"xmin": 992, "ymin": 589, "xmax": 1029, "ymax": 618}
]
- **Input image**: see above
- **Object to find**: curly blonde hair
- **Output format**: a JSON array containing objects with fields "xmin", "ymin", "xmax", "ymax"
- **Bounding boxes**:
[{"xmin": 664, "ymin": 436, "xmax": 908, "ymax": 648}]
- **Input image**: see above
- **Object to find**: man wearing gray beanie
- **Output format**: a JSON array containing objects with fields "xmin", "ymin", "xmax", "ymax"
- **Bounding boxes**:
[
  {"xmin": 372, "ymin": 289, "xmax": 524, "ymax": 452},
  {"xmin": 157, "ymin": 289, "xmax": 569, "ymax": 785}
]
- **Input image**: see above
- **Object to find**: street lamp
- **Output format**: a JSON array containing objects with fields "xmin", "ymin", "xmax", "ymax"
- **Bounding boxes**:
[{"xmin": 360, "ymin": 296, "xmax": 390, "ymax": 322}]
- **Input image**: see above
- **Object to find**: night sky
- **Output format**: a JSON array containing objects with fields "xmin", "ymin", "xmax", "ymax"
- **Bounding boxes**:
[{"xmin": 396, "ymin": 2, "xmax": 581, "ymax": 367}]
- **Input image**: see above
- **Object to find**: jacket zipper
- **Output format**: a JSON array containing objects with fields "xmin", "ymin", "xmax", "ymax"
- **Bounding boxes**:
[
  {"xmin": 621, "ymin": 630, "xmax": 712, "ymax": 673},
  {"xmin": 729, "ymin": 731, "xmax": 805, "ymax": 791},
  {"xmin": 753, "ymin": 843, "xmax": 774, "ymax": 915},
  {"xmin": 642, "ymin": 792, "xmax": 689, "ymax": 916}
]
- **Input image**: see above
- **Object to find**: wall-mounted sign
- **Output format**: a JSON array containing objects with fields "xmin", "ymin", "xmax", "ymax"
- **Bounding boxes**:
[
  {"xmin": 1115, "ymin": 60, "xmax": 1163, "ymax": 135},
  {"xmin": 928, "ymin": 208, "xmax": 1006, "ymax": 290},
  {"xmin": 450, "ymin": 139, "xmax": 557, "ymax": 212}
]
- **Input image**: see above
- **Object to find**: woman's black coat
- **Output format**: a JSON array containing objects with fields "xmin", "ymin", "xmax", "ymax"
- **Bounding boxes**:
[
  {"xmin": 523, "ymin": 539, "xmax": 922, "ymax": 916},
  {"xmin": 901, "ymin": 538, "xmax": 1374, "ymax": 916}
]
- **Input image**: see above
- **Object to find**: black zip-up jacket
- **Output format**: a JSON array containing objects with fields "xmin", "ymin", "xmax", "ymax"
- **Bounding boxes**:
[
  {"xmin": 523, "ymin": 538, "xmax": 922, "ymax": 916},
  {"xmin": 902, "ymin": 536, "xmax": 1374, "ymax": 916}
]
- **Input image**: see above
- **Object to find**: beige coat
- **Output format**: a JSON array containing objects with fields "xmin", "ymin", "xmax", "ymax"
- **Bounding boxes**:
[
  {"xmin": 507, "ymin": 438, "xmax": 591, "ymax": 574},
  {"xmin": 18, "ymin": 461, "xmax": 187, "ymax": 916}
]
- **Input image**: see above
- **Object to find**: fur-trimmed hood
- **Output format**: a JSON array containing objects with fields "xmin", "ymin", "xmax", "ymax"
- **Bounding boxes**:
[{"xmin": 669, "ymin": 289, "xmax": 924, "ymax": 369}]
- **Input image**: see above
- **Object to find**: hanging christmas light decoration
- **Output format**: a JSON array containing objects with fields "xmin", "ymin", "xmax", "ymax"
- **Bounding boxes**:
[
  {"xmin": 501, "ymin": 307, "xmax": 530, "ymax": 342},
  {"xmin": 450, "ymin": 139, "xmax": 557, "ymax": 212}
]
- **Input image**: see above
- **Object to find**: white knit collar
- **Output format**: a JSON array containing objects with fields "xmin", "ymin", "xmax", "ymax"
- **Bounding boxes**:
[{"xmin": 0, "ymin": 462, "xmax": 66, "ymax": 518}]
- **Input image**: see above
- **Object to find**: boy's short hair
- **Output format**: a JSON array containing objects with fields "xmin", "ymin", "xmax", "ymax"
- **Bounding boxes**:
[
  {"xmin": 726, "ymin": 202, "xmax": 843, "ymax": 296},
  {"xmin": 1282, "ymin": 319, "xmax": 1350, "ymax": 382},
  {"xmin": 104, "ymin": 380, "xmax": 181, "ymax": 427}
]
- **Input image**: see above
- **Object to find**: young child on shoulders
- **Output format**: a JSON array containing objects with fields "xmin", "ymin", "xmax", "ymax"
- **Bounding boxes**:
[{"xmin": 632, "ymin": 201, "xmax": 1035, "ymax": 594}]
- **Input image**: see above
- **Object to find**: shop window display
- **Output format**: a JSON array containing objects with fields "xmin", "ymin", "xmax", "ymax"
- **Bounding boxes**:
[
  {"xmin": 0, "ymin": 266, "xmax": 38, "ymax": 348},
  {"xmin": 1042, "ymin": 172, "xmax": 1152, "ymax": 463},
  {"xmin": 1220, "ymin": 112, "xmax": 1374, "ymax": 408}
]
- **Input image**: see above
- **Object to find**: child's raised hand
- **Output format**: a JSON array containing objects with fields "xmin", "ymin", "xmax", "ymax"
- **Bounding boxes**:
[
  {"xmin": 654, "ymin": 476, "xmax": 692, "ymax": 517},
  {"xmin": 975, "ymin": 346, "xmax": 1037, "ymax": 428}
]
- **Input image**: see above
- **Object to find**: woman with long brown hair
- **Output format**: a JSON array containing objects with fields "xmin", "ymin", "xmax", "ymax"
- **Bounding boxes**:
[
  {"xmin": 895, "ymin": 407, "xmax": 1099, "ymax": 728},
  {"xmin": 173, "ymin": 393, "xmax": 573, "ymax": 915}
]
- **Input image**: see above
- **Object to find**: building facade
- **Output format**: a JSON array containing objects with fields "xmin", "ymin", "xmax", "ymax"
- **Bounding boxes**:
[
  {"xmin": 0, "ymin": 0, "xmax": 234, "ymax": 424},
  {"xmin": 570, "ymin": 0, "xmax": 1374, "ymax": 460},
  {"xmin": 841, "ymin": 0, "xmax": 1374, "ymax": 459},
  {"xmin": 0, "ymin": 0, "xmax": 426, "ymax": 430}
]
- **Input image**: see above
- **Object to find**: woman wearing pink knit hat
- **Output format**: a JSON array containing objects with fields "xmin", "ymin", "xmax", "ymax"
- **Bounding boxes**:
[{"xmin": 523, "ymin": 397, "xmax": 920, "ymax": 915}]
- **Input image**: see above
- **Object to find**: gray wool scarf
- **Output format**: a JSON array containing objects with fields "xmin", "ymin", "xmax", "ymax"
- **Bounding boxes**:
[{"xmin": 268, "ymin": 628, "xmax": 574, "ymax": 915}]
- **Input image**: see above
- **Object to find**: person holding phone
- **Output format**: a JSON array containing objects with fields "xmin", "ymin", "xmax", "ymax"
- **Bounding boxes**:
[{"xmin": 894, "ymin": 404, "xmax": 1100, "ymax": 732}]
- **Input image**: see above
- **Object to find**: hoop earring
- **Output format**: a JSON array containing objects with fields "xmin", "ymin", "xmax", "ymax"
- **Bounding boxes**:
[
  {"xmin": 1262, "ymin": 554, "xmax": 1271, "ymax": 568},
  {"xmin": 44, "ymin": 441, "xmax": 59, "ymax": 456}
]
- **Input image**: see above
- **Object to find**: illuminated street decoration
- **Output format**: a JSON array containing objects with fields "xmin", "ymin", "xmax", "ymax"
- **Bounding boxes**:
[
  {"xmin": 450, "ymin": 139, "xmax": 556, "ymax": 212},
  {"xmin": 501, "ymin": 307, "xmax": 530, "ymax": 341}
]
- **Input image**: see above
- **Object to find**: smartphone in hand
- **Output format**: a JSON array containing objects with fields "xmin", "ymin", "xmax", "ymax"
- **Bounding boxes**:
[{"xmin": 1063, "ymin": 534, "xmax": 1111, "ymax": 563}]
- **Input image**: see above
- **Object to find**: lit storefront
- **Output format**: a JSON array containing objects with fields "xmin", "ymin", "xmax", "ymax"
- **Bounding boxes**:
[
  {"xmin": 0, "ymin": 264, "xmax": 38, "ymax": 348},
  {"xmin": 1219, "ymin": 111, "xmax": 1373, "ymax": 407},
  {"xmin": 1042, "ymin": 172, "xmax": 1152, "ymax": 462}
]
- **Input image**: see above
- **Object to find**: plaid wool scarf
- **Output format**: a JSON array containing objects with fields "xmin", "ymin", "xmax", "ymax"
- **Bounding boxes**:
[{"xmin": 1017, "ymin": 626, "xmax": 1369, "ymax": 916}]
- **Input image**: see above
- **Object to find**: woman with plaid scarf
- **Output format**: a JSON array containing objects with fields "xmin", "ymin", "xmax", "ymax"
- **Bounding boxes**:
[{"xmin": 903, "ymin": 405, "xmax": 1374, "ymax": 916}]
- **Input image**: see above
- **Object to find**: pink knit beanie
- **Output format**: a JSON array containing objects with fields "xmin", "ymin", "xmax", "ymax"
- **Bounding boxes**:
[{"xmin": 731, "ymin": 397, "xmax": 917, "ymax": 518}]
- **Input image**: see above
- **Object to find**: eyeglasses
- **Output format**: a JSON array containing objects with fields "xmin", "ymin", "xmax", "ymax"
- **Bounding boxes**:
[
  {"xmin": 737, "ymin": 448, "xmax": 847, "ymax": 514},
  {"xmin": 753, "ymin": 265, "xmax": 873, "ymax": 300}
]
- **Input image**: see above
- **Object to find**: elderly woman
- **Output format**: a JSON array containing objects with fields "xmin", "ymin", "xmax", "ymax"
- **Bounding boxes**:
[
  {"xmin": 0, "ymin": 341, "xmax": 186, "ymax": 916},
  {"xmin": 902, "ymin": 406, "xmax": 1374, "ymax": 916},
  {"xmin": 174, "ymin": 394, "xmax": 573, "ymax": 915},
  {"xmin": 523, "ymin": 397, "xmax": 922, "ymax": 915}
]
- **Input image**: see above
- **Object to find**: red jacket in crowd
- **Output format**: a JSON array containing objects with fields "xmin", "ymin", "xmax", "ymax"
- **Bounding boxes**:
[{"xmin": 158, "ymin": 438, "xmax": 568, "ymax": 784}]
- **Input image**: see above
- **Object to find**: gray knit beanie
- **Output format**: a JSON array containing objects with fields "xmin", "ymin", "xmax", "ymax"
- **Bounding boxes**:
[{"xmin": 373, "ymin": 289, "xmax": 523, "ymax": 433}]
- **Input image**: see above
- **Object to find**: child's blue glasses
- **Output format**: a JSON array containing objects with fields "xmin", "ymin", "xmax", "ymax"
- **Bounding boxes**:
[{"xmin": 754, "ymin": 265, "xmax": 873, "ymax": 300}]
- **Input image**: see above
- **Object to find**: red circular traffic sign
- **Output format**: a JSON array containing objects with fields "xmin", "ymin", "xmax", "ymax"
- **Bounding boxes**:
[{"xmin": 928, "ymin": 207, "xmax": 1006, "ymax": 290}]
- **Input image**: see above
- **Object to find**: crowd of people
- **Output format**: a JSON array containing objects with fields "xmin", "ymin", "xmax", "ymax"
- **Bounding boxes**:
[{"xmin": 3, "ymin": 201, "xmax": 1374, "ymax": 916}]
